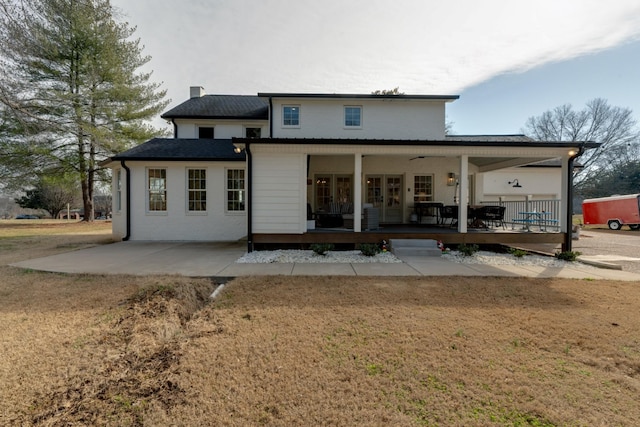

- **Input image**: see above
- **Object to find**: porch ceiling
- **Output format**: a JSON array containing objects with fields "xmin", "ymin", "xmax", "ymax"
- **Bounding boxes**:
[{"xmin": 470, "ymin": 156, "xmax": 551, "ymax": 172}]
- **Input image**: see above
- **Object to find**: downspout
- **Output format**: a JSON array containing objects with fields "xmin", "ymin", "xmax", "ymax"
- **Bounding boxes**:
[
  {"xmin": 268, "ymin": 96, "xmax": 273, "ymax": 138},
  {"xmin": 120, "ymin": 160, "xmax": 131, "ymax": 241},
  {"xmin": 171, "ymin": 119, "xmax": 177, "ymax": 138},
  {"xmin": 246, "ymin": 141, "xmax": 253, "ymax": 252},
  {"xmin": 563, "ymin": 144, "xmax": 585, "ymax": 252}
]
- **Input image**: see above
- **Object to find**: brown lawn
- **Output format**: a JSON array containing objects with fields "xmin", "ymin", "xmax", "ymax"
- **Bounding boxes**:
[{"xmin": 1, "ymin": 220, "xmax": 639, "ymax": 426}]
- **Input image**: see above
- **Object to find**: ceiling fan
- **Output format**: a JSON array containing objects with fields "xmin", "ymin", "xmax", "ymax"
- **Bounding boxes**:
[{"xmin": 409, "ymin": 156, "xmax": 425, "ymax": 160}]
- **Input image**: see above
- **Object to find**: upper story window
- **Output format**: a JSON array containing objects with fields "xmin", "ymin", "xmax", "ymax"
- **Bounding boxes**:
[
  {"xmin": 344, "ymin": 106, "xmax": 362, "ymax": 128},
  {"xmin": 245, "ymin": 127, "xmax": 261, "ymax": 138},
  {"xmin": 282, "ymin": 106, "xmax": 300, "ymax": 127},
  {"xmin": 198, "ymin": 127, "xmax": 214, "ymax": 139}
]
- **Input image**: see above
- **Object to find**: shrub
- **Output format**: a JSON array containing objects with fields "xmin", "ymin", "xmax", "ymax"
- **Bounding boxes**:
[
  {"xmin": 310, "ymin": 243, "xmax": 334, "ymax": 256},
  {"xmin": 508, "ymin": 248, "xmax": 529, "ymax": 258},
  {"xmin": 359, "ymin": 243, "xmax": 381, "ymax": 257},
  {"xmin": 457, "ymin": 244, "xmax": 479, "ymax": 256},
  {"xmin": 555, "ymin": 250, "xmax": 582, "ymax": 262}
]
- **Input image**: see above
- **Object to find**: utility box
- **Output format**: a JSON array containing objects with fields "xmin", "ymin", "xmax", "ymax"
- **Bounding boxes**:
[{"xmin": 582, "ymin": 194, "xmax": 640, "ymax": 230}]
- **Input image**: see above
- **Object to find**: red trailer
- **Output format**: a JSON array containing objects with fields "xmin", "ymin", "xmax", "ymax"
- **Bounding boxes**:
[{"xmin": 582, "ymin": 194, "xmax": 640, "ymax": 230}]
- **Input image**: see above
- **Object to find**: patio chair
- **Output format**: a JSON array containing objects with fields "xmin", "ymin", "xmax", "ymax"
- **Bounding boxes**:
[
  {"xmin": 481, "ymin": 205, "xmax": 506, "ymax": 229},
  {"xmin": 439, "ymin": 205, "xmax": 458, "ymax": 227}
]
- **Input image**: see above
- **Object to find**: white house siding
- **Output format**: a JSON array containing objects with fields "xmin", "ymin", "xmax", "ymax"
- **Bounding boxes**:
[
  {"xmin": 269, "ymin": 98, "xmax": 446, "ymax": 140},
  {"xmin": 116, "ymin": 161, "xmax": 246, "ymax": 241},
  {"xmin": 477, "ymin": 167, "xmax": 562, "ymax": 202},
  {"xmin": 173, "ymin": 119, "xmax": 267, "ymax": 139},
  {"xmin": 252, "ymin": 153, "xmax": 306, "ymax": 233},
  {"xmin": 111, "ymin": 167, "xmax": 126, "ymax": 239}
]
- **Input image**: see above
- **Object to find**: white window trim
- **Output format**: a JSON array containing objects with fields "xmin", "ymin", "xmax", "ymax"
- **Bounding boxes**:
[
  {"xmin": 282, "ymin": 105, "xmax": 301, "ymax": 128},
  {"xmin": 344, "ymin": 105, "xmax": 363, "ymax": 129},
  {"xmin": 225, "ymin": 167, "xmax": 246, "ymax": 215},
  {"xmin": 146, "ymin": 167, "xmax": 168, "ymax": 215},
  {"xmin": 186, "ymin": 168, "xmax": 208, "ymax": 215}
]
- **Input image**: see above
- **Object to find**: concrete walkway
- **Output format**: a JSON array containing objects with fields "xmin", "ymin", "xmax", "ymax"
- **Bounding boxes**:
[{"xmin": 9, "ymin": 241, "xmax": 640, "ymax": 281}]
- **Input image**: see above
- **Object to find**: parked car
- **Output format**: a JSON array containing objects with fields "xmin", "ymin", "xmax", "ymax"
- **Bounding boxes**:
[{"xmin": 15, "ymin": 214, "xmax": 39, "ymax": 219}]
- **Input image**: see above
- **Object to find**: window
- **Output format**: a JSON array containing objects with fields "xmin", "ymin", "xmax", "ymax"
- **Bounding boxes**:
[
  {"xmin": 344, "ymin": 106, "xmax": 362, "ymax": 127},
  {"xmin": 226, "ymin": 169, "xmax": 245, "ymax": 212},
  {"xmin": 147, "ymin": 168, "xmax": 167, "ymax": 211},
  {"xmin": 187, "ymin": 169, "xmax": 206, "ymax": 212},
  {"xmin": 116, "ymin": 169, "xmax": 122, "ymax": 212},
  {"xmin": 245, "ymin": 127, "xmax": 261, "ymax": 138},
  {"xmin": 413, "ymin": 175, "xmax": 433, "ymax": 202},
  {"xmin": 315, "ymin": 175, "xmax": 332, "ymax": 208},
  {"xmin": 314, "ymin": 174, "xmax": 352, "ymax": 209},
  {"xmin": 282, "ymin": 106, "xmax": 300, "ymax": 127},
  {"xmin": 198, "ymin": 127, "xmax": 214, "ymax": 139}
]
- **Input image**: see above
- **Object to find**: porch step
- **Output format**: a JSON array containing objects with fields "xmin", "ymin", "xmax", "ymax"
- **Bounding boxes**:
[{"xmin": 389, "ymin": 239, "xmax": 442, "ymax": 257}]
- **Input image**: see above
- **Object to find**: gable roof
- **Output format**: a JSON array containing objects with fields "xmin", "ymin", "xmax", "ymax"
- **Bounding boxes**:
[
  {"xmin": 108, "ymin": 138, "xmax": 245, "ymax": 162},
  {"xmin": 161, "ymin": 95, "xmax": 268, "ymax": 120}
]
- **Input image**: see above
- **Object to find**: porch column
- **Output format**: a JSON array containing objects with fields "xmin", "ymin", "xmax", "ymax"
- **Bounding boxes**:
[
  {"xmin": 458, "ymin": 155, "xmax": 469, "ymax": 233},
  {"xmin": 560, "ymin": 156, "xmax": 569, "ymax": 234},
  {"xmin": 354, "ymin": 153, "xmax": 363, "ymax": 232}
]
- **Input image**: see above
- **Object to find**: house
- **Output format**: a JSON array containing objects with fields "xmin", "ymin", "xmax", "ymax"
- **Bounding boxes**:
[{"xmin": 102, "ymin": 87, "xmax": 598, "ymax": 251}]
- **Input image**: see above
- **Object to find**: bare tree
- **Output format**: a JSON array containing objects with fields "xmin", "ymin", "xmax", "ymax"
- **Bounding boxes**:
[{"xmin": 524, "ymin": 98, "xmax": 640, "ymax": 183}]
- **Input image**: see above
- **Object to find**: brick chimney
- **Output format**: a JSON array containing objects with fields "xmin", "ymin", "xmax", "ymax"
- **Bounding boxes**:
[{"xmin": 190, "ymin": 86, "xmax": 205, "ymax": 98}]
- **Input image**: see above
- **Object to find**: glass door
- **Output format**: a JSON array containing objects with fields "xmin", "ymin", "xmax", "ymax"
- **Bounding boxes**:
[
  {"xmin": 366, "ymin": 175, "xmax": 403, "ymax": 223},
  {"xmin": 385, "ymin": 175, "xmax": 403, "ymax": 223}
]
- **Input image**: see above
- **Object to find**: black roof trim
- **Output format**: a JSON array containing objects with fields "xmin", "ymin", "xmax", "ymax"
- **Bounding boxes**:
[
  {"xmin": 258, "ymin": 93, "xmax": 459, "ymax": 101},
  {"xmin": 233, "ymin": 137, "xmax": 599, "ymax": 149},
  {"xmin": 109, "ymin": 138, "xmax": 245, "ymax": 162}
]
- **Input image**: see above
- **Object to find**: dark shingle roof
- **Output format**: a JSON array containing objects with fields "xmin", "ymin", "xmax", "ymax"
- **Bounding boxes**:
[
  {"xmin": 110, "ymin": 138, "xmax": 245, "ymax": 162},
  {"xmin": 161, "ymin": 95, "xmax": 268, "ymax": 120}
]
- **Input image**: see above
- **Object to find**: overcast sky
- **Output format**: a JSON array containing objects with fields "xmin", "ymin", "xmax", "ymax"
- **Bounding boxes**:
[{"xmin": 111, "ymin": 0, "xmax": 640, "ymax": 135}]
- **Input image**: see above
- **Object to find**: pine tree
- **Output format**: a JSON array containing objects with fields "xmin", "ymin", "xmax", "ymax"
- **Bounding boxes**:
[{"xmin": 0, "ymin": 0, "xmax": 169, "ymax": 220}]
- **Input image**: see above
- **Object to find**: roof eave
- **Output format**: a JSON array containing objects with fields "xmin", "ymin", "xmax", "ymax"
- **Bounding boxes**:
[
  {"xmin": 257, "ymin": 93, "xmax": 460, "ymax": 102},
  {"xmin": 233, "ymin": 137, "xmax": 600, "ymax": 149}
]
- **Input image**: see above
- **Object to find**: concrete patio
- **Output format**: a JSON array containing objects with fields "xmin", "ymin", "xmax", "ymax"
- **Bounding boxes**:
[{"xmin": 10, "ymin": 241, "xmax": 640, "ymax": 281}]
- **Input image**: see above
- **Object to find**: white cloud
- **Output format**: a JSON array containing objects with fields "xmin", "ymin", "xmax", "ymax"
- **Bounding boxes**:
[{"xmin": 113, "ymin": 0, "xmax": 640, "ymax": 110}]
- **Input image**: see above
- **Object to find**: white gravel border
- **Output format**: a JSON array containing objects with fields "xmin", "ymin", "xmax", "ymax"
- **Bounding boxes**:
[
  {"xmin": 442, "ymin": 250, "xmax": 596, "ymax": 269},
  {"xmin": 236, "ymin": 249, "xmax": 402, "ymax": 263},
  {"xmin": 236, "ymin": 249, "xmax": 594, "ymax": 268}
]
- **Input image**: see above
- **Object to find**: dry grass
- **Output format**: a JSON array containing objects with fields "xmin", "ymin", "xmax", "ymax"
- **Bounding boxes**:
[{"xmin": 1, "ymin": 221, "xmax": 640, "ymax": 426}]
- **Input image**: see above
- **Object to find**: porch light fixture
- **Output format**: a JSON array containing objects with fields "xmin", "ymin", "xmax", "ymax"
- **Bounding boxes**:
[
  {"xmin": 233, "ymin": 146, "xmax": 243, "ymax": 154},
  {"xmin": 447, "ymin": 172, "xmax": 456, "ymax": 186},
  {"xmin": 508, "ymin": 179, "xmax": 522, "ymax": 188}
]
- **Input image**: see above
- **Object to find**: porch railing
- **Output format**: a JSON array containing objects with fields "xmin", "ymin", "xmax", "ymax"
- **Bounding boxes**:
[{"xmin": 481, "ymin": 198, "xmax": 562, "ymax": 230}]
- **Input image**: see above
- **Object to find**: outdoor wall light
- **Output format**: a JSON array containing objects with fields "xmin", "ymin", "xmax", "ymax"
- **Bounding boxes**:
[
  {"xmin": 233, "ymin": 146, "xmax": 243, "ymax": 153},
  {"xmin": 447, "ymin": 172, "xmax": 456, "ymax": 186},
  {"xmin": 508, "ymin": 179, "xmax": 522, "ymax": 188}
]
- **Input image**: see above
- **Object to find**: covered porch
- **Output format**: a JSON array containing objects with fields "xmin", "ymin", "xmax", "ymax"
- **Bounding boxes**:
[{"xmin": 234, "ymin": 137, "xmax": 597, "ymax": 252}]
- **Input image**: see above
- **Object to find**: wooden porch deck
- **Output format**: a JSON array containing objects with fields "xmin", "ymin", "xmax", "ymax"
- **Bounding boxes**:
[{"xmin": 252, "ymin": 224, "xmax": 565, "ymax": 247}]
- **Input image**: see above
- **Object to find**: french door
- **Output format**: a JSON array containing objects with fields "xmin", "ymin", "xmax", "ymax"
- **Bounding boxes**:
[{"xmin": 366, "ymin": 175, "xmax": 403, "ymax": 223}]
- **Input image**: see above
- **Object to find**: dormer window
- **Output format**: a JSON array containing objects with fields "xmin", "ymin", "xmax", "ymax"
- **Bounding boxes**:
[
  {"xmin": 198, "ymin": 127, "xmax": 214, "ymax": 139},
  {"xmin": 282, "ymin": 106, "xmax": 300, "ymax": 127},
  {"xmin": 344, "ymin": 106, "xmax": 362, "ymax": 128},
  {"xmin": 245, "ymin": 127, "xmax": 262, "ymax": 138}
]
